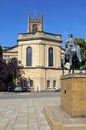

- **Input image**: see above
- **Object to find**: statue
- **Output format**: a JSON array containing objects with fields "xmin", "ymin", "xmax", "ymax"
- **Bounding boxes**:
[{"xmin": 62, "ymin": 34, "xmax": 82, "ymax": 74}]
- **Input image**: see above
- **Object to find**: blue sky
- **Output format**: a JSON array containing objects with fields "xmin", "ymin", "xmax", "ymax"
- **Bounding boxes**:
[{"xmin": 0, "ymin": 0, "xmax": 86, "ymax": 48}]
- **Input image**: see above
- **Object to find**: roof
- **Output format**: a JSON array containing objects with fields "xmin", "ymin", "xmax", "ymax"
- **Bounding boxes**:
[{"xmin": 3, "ymin": 45, "xmax": 18, "ymax": 53}]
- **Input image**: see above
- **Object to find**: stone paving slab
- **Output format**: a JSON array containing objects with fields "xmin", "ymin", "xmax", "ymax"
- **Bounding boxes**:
[{"xmin": 0, "ymin": 93, "xmax": 60, "ymax": 130}]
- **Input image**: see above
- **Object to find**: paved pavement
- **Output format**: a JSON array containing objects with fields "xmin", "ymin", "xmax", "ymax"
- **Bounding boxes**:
[{"xmin": 0, "ymin": 92, "xmax": 60, "ymax": 130}]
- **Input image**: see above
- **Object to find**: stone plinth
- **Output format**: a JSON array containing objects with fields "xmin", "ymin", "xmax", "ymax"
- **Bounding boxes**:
[
  {"xmin": 43, "ymin": 106, "xmax": 86, "ymax": 130},
  {"xmin": 61, "ymin": 74, "xmax": 86, "ymax": 117}
]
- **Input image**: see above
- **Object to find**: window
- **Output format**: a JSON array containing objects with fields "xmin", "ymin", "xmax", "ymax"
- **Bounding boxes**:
[
  {"xmin": 33, "ymin": 24, "xmax": 37, "ymax": 33},
  {"xmin": 30, "ymin": 80, "xmax": 33, "ymax": 87},
  {"xmin": 47, "ymin": 80, "xmax": 50, "ymax": 88},
  {"xmin": 23, "ymin": 79, "xmax": 27, "ymax": 88},
  {"xmin": 53, "ymin": 80, "xmax": 57, "ymax": 88},
  {"xmin": 48, "ymin": 47, "xmax": 53, "ymax": 66},
  {"xmin": 26, "ymin": 47, "xmax": 32, "ymax": 66}
]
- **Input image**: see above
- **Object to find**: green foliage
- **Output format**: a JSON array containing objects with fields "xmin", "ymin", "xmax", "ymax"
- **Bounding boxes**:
[
  {"xmin": 0, "ymin": 46, "xmax": 2, "ymax": 58},
  {"xmin": 0, "ymin": 57, "xmax": 24, "ymax": 91},
  {"xmin": 75, "ymin": 38, "xmax": 86, "ymax": 69}
]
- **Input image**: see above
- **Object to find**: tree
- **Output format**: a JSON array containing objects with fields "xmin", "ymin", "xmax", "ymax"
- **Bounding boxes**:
[
  {"xmin": 0, "ymin": 46, "xmax": 24, "ymax": 91},
  {"xmin": 0, "ymin": 57, "xmax": 24, "ymax": 91},
  {"xmin": 0, "ymin": 45, "xmax": 24, "ymax": 91},
  {"xmin": 0, "ymin": 45, "xmax": 2, "ymax": 58},
  {"xmin": 0, "ymin": 46, "xmax": 3, "ymax": 90},
  {"xmin": 75, "ymin": 38, "xmax": 86, "ymax": 70}
]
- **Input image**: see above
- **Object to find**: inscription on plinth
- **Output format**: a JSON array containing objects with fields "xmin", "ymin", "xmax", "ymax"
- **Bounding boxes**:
[{"xmin": 61, "ymin": 74, "xmax": 86, "ymax": 117}]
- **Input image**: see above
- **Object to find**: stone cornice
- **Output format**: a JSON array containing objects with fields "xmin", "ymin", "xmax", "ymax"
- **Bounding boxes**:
[{"xmin": 17, "ymin": 31, "xmax": 62, "ymax": 43}]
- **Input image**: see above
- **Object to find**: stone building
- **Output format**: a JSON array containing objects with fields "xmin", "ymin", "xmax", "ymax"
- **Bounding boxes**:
[{"xmin": 3, "ymin": 13, "xmax": 63, "ymax": 91}]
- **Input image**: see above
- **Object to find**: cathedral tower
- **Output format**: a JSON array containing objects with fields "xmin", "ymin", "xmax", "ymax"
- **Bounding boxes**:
[{"xmin": 27, "ymin": 12, "xmax": 43, "ymax": 33}]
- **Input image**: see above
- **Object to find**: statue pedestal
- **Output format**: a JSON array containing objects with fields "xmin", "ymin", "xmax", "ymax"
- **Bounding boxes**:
[
  {"xmin": 43, "ymin": 106, "xmax": 86, "ymax": 130},
  {"xmin": 61, "ymin": 74, "xmax": 86, "ymax": 117},
  {"xmin": 43, "ymin": 74, "xmax": 86, "ymax": 130}
]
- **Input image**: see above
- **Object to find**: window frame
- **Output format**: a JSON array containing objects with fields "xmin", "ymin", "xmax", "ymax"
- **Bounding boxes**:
[
  {"xmin": 26, "ymin": 47, "xmax": 32, "ymax": 66},
  {"xmin": 47, "ymin": 80, "xmax": 50, "ymax": 88},
  {"xmin": 48, "ymin": 47, "xmax": 53, "ymax": 66},
  {"xmin": 30, "ymin": 80, "xmax": 33, "ymax": 88},
  {"xmin": 53, "ymin": 80, "xmax": 57, "ymax": 88}
]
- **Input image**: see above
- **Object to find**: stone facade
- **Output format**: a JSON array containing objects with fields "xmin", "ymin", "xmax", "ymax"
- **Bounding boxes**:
[
  {"xmin": 61, "ymin": 74, "xmax": 86, "ymax": 117},
  {"xmin": 17, "ymin": 31, "xmax": 62, "ymax": 91},
  {"xmin": 3, "ymin": 46, "xmax": 18, "ymax": 60},
  {"xmin": 3, "ymin": 13, "xmax": 63, "ymax": 91}
]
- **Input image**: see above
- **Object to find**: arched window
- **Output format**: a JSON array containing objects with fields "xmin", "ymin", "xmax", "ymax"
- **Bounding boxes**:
[
  {"xmin": 26, "ymin": 47, "xmax": 32, "ymax": 66},
  {"xmin": 33, "ymin": 24, "xmax": 37, "ymax": 33},
  {"xmin": 48, "ymin": 47, "xmax": 53, "ymax": 66}
]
